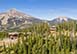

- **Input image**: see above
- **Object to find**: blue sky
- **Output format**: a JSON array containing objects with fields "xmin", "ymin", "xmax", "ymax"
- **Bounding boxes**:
[{"xmin": 0, "ymin": 0, "xmax": 77, "ymax": 20}]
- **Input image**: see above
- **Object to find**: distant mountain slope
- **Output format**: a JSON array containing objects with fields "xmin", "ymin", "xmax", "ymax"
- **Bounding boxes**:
[
  {"xmin": 0, "ymin": 8, "xmax": 42, "ymax": 31},
  {"xmin": 48, "ymin": 16, "xmax": 75, "ymax": 25}
]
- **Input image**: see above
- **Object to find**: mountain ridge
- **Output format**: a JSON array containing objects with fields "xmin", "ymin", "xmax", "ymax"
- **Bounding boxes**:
[
  {"xmin": 48, "ymin": 16, "xmax": 76, "ymax": 25},
  {"xmin": 0, "ymin": 8, "xmax": 76, "ymax": 31}
]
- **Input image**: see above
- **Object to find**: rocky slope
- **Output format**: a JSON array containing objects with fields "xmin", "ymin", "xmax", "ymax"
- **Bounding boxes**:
[{"xmin": 0, "ymin": 8, "xmax": 42, "ymax": 31}]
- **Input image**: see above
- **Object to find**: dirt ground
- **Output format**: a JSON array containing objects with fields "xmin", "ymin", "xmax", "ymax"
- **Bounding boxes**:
[{"xmin": 0, "ymin": 38, "xmax": 18, "ymax": 47}]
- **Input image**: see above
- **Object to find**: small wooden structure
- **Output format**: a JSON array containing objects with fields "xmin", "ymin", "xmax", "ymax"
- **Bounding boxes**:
[
  {"xmin": 50, "ymin": 26, "xmax": 56, "ymax": 31},
  {"xmin": 50, "ymin": 26, "xmax": 56, "ymax": 33},
  {"xmin": 8, "ymin": 32, "xmax": 19, "ymax": 40}
]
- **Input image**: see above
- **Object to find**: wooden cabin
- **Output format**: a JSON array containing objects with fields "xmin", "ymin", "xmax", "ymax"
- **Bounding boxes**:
[{"xmin": 8, "ymin": 32, "xmax": 19, "ymax": 40}]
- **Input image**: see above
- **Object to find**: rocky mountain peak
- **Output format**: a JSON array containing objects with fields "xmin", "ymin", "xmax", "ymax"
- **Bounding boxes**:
[
  {"xmin": 57, "ymin": 16, "xmax": 68, "ymax": 21},
  {"xmin": 0, "ymin": 8, "xmax": 42, "ymax": 31},
  {"xmin": 6, "ymin": 8, "xmax": 25, "ymax": 16},
  {"xmin": 8, "ymin": 8, "xmax": 17, "ymax": 13},
  {"xmin": 48, "ymin": 16, "xmax": 74, "ymax": 25},
  {"xmin": 0, "ymin": 8, "xmax": 29, "ymax": 25}
]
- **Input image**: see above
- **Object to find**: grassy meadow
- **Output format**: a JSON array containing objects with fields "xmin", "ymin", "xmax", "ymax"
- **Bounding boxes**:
[{"xmin": 0, "ymin": 22, "xmax": 77, "ymax": 54}]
